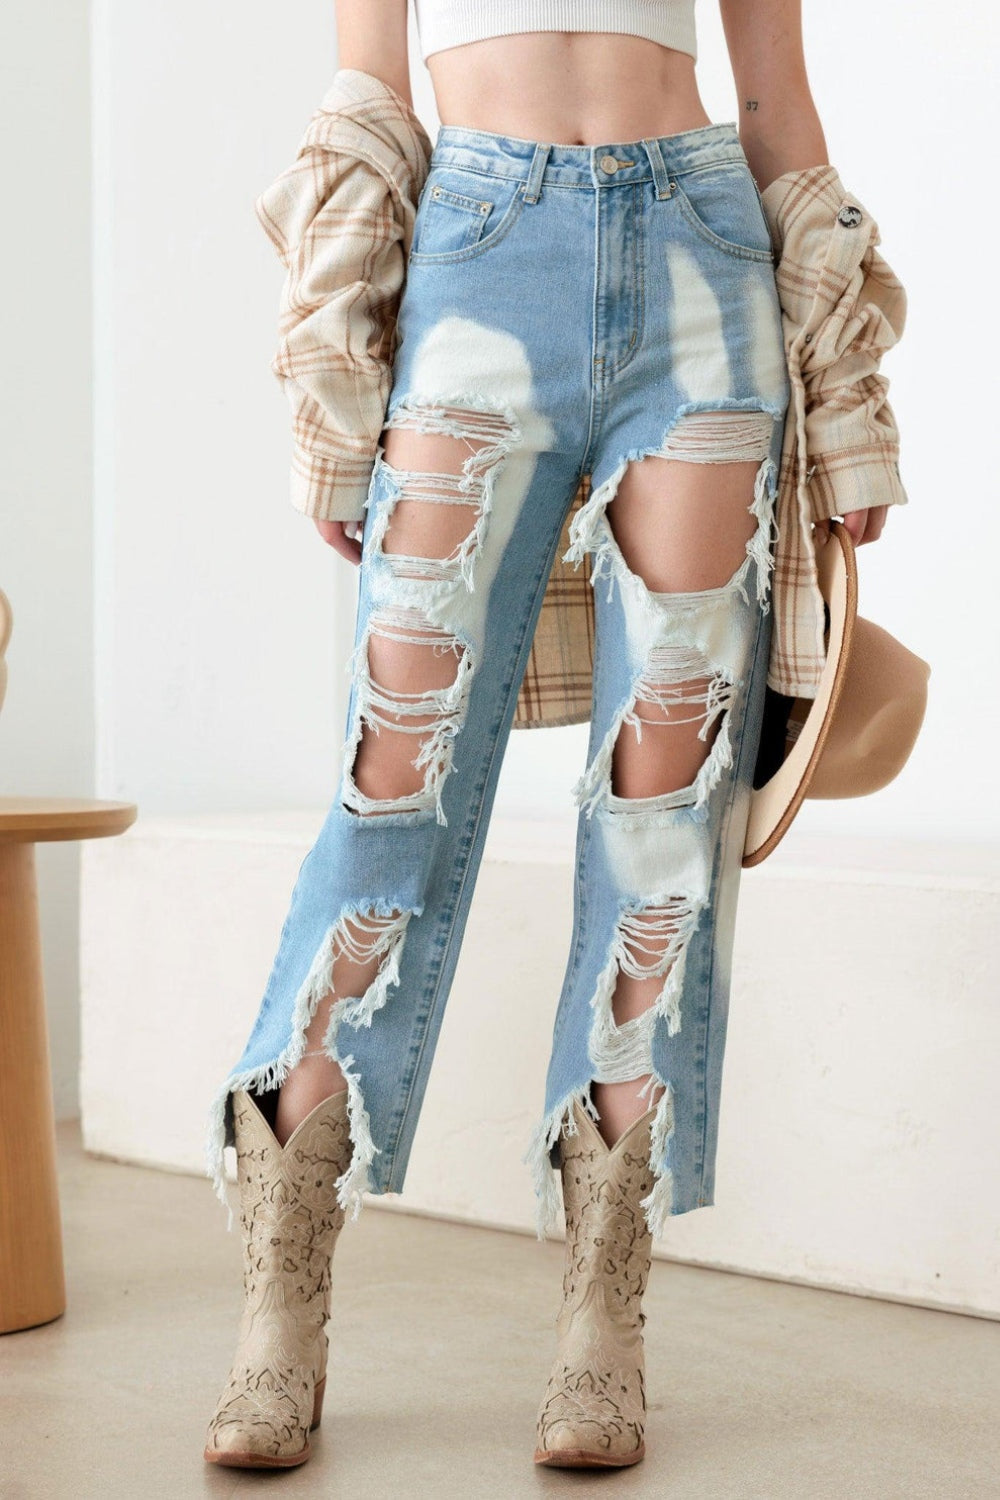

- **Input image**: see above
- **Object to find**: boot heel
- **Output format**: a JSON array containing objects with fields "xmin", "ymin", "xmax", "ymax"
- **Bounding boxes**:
[{"xmin": 311, "ymin": 1375, "xmax": 326, "ymax": 1430}]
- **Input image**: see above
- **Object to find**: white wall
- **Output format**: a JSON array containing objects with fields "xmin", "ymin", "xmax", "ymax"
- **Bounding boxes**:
[
  {"xmin": 92, "ymin": 0, "xmax": 999, "ymax": 839},
  {"xmin": 0, "ymin": 1, "xmax": 94, "ymax": 1117},
  {"xmin": 92, "ymin": 0, "xmax": 356, "ymax": 817},
  {"xmin": 2, "ymin": 2, "xmax": 995, "ymax": 1120}
]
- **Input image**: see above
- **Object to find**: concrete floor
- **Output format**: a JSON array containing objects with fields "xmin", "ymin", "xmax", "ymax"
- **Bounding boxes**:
[{"xmin": 2, "ymin": 1125, "xmax": 998, "ymax": 1500}]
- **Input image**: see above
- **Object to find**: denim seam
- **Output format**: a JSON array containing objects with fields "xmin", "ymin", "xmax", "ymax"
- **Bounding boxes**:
[
  {"xmin": 427, "ymin": 163, "xmax": 528, "ymax": 186},
  {"xmin": 432, "ymin": 162, "xmax": 656, "ymax": 191},
  {"xmin": 608, "ymin": 180, "xmax": 646, "ymax": 377},
  {"xmin": 693, "ymin": 601, "xmax": 770, "ymax": 1202},
  {"xmin": 547, "ymin": 512, "xmax": 602, "ymax": 1059},
  {"xmin": 580, "ymin": 193, "xmax": 605, "ymax": 475},
  {"xmin": 548, "ymin": 809, "xmax": 593, "ymax": 1062}
]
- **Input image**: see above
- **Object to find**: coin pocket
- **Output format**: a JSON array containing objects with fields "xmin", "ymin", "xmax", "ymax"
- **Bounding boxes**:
[{"xmin": 410, "ymin": 167, "xmax": 527, "ymax": 264}]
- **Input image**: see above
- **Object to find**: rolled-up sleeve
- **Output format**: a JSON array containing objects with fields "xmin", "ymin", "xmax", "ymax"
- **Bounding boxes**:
[
  {"xmin": 256, "ymin": 71, "xmax": 432, "ymax": 523},
  {"xmin": 760, "ymin": 164, "xmax": 909, "ymax": 525}
]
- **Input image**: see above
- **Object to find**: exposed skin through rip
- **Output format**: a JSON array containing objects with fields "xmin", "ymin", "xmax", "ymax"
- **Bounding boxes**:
[
  {"xmin": 350, "ymin": 425, "xmax": 492, "ymax": 804},
  {"xmin": 274, "ymin": 909, "xmax": 406, "ymax": 1140},
  {"xmin": 277, "ymin": 425, "xmax": 491, "ymax": 1134},
  {"xmin": 592, "ymin": 445, "xmax": 762, "ymax": 1145}
]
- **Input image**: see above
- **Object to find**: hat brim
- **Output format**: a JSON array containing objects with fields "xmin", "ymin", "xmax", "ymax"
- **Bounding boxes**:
[{"xmin": 742, "ymin": 521, "xmax": 858, "ymax": 868}]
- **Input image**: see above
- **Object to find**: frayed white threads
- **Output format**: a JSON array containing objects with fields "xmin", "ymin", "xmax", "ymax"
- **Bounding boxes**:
[
  {"xmin": 524, "ymin": 1077, "xmax": 680, "ymax": 1241},
  {"xmin": 523, "ymin": 1087, "xmax": 601, "ymax": 1240},
  {"xmin": 588, "ymin": 895, "xmax": 705, "ymax": 1079},
  {"xmin": 745, "ymin": 453, "xmax": 779, "ymax": 611},
  {"xmin": 340, "ymin": 609, "xmax": 475, "ymax": 827},
  {"xmin": 204, "ymin": 902, "xmax": 414, "ymax": 1232},
  {"xmin": 338, "ymin": 400, "xmax": 522, "ymax": 826},
  {"xmin": 638, "ymin": 1077, "xmax": 677, "ymax": 1236},
  {"xmin": 572, "ymin": 644, "xmax": 739, "ymax": 820},
  {"xmin": 564, "ymin": 438, "xmax": 780, "ymax": 822},
  {"xmin": 379, "ymin": 398, "xmax": 520, "ymax": 593}
]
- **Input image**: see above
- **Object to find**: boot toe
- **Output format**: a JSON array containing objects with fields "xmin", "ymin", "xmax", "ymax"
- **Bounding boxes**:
[
  {"xmin": 534, "ymin": 1418, "xmax": 644, "ymax": 1468},
  {"xmin": 204, "ymin": 1414, "xmax": 310, "ymax": 1468},
  {"xmin": 535, "ymin": 1377, "xmax": 646, "ymax": 1468}
]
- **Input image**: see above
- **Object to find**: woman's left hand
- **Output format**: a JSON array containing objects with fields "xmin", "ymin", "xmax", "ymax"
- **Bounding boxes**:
[
  {"xmin": 841, "ymin": 505, "xmax": 888, "ymax": 545},
  {"xmin": 816, "ymin": 506, "xmax": 888, "ymax": 548}
]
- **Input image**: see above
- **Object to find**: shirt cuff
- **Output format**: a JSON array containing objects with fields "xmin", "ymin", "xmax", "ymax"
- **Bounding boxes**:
[
  {"xmin": 289, "ymin": 450, "xmax": 373, "ymax": 523},
  {"xmin": 805, "ymin": 446, "xmax": 909, "ymax": 523}
]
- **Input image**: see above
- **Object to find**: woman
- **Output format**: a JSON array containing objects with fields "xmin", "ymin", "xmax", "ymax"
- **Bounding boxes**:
[{"xmin": 203, "ymin": 0, "xmax": 895, "ymax": 1473}]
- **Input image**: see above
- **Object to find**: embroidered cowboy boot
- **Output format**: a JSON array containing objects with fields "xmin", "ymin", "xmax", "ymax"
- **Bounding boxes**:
[
  {"xmin": 204, "ymin": 1085, "xmax": 353, "ymax": 1468},
  {"xmin": 534, "ymin": 1099, "xmax": 658, "ymax": 1468}
]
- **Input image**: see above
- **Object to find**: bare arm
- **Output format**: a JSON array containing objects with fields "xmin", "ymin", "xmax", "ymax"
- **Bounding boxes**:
[
  {"xmin": 334, "ymin": 0, "xmax": 412, "ymax": 104},
  {"xmin": 317, "ymin": 0, "xmax": 411, "ymax": 559},
  {"xmin": 718, "ymin": 0, "xmax": 828, "ymax": 190},
  {"xmin": 722, "ymin": 0, "xmax": 887, "ymax": 547}
]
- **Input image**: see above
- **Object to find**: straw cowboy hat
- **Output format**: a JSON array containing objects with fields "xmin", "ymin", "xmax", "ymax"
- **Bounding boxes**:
[{"xmin": 743, "ymin": 519, "xmax": 931, "ymax": 868}]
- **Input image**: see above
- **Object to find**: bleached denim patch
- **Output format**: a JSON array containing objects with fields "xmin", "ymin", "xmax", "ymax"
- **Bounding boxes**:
[{"xmin": 205, "ymin": 120, "xmax": 790, "ymax": 1237}]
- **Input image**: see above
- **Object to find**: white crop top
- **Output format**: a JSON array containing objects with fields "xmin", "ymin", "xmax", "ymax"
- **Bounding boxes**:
[{"xmin": 412, "ymin": 1, "xmax": 697, "ymax": 64}]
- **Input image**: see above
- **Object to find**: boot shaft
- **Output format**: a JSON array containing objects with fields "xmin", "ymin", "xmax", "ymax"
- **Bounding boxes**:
[
  {"xmin": 232, "ymin": 1089, "xmax": 353, "ymax": 1316},
  {"xmin": 557, "ymin": 1102, "xmax": 657, "ymax": 1329},
  {"xmin": 205, "ymin": 1086, "xmax": 353, "ymax": 1468}
]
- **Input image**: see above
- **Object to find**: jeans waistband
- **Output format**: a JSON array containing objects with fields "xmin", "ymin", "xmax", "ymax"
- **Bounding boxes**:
[{"xmin": 430, "ymin": 121, "xmax": 748, "ymax": 199}]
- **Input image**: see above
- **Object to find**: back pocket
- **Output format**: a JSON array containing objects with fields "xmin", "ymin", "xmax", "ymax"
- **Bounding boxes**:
[{"xmin": 410, "ymin": 165, "xmax": 526, "ymax": 264}]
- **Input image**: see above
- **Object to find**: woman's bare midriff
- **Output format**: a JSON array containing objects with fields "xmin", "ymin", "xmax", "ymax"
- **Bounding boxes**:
[{"xmin": 425, "ymin": 31, "xmax": 714, "ymax": 144}]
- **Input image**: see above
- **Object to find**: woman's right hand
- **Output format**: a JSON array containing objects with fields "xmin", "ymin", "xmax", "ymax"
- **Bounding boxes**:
[{"xmin": 313, "ymin": 518, "xmax": 364, "ymax": 565}]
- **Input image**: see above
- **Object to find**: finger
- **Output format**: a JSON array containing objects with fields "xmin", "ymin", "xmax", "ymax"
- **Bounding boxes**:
[
  {"xmin": 313, "ymin": 517, "xmax": 341, "ymax": 546},
  {"xmin": 853, "ymin": 506, "xmax": 890, "ymax": 546},
  {"xmin": 864, "ymin": 506, "xmax": 888, "ymax": 545},
  {"xmin": 341, "ymin": 520, "xmax": 365, "ymax": 562},
  {"xmin": 331, "ymin": 530, "xmax": 363, "ymax": 565},
  {"xmin": 841, "ymin": 510, "xmax": 868, "ymax": 546},
  {"xmin": 313, "ymin": 519, "xmax": 363, "ymax": 563}
]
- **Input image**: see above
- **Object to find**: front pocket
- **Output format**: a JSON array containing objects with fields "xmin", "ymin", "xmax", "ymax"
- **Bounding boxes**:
[
  {"xmin": 670, "ymin": 161, "xmax": 775, "ymax": 263},
  {"xmin": 409, "ymin": 165, "xmax": 527, "ymax": 264}
]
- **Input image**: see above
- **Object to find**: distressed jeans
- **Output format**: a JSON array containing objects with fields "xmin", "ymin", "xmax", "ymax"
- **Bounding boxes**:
[{"xmin": 206, "ymin": 120, "xmax": 791, "ymax": 1237}]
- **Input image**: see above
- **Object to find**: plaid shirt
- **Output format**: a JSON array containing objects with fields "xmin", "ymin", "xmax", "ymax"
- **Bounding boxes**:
[{"xmin": 257, "ymin": 69, "xmax": 908, "ymax": 725}]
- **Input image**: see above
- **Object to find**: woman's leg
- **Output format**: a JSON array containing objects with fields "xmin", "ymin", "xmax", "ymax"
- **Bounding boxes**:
[
  {"xmin": 206, "ymin": 396, "xmax": 587, "ymax": 1216},
  {"xmin": 205, "ymin": 376, "xmax": 586, "ymax": 1471},
  {"xmin": 530, "ymin": 404, "xmax": 783, "ymax": 1235},
  {"xmin": 589, "ymin": 449, "xmax": 767, "ymax": 1146},
  {"xmin": 531, "ymin": 416, "xmax": 782, "ymax": 1470},
  {"xmin": 272, "ymin": 422, "xmax": 518, "ymax": 1144},
  {"xmin": 207, "ymin": 129, "xmax": 610, "ymax": 1214}
]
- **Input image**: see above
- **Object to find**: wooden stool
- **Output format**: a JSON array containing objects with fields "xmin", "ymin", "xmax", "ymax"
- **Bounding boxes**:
[{"xmin": 0, "ymin": 797, "xmax": 136, "ymax": 1333}]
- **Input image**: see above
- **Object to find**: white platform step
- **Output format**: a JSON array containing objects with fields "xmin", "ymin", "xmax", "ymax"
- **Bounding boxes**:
[{"xmin": 80, "ymin": 812, "xmax": 1000, "ymax": 1317}]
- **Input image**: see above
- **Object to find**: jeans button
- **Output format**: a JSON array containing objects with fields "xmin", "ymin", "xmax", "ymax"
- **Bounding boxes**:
[{"xmin": 599, "ymin": 154, "xmax": 620, "ymax": 173}]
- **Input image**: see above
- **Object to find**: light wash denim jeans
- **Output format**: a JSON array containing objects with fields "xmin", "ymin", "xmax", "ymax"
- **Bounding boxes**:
[{"xmin": 207, "ymin": 120, "xmax": 791, "ymax": 1238}]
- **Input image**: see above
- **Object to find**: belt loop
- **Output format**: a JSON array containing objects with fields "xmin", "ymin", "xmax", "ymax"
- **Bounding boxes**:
[
  {"xmin": 523, "ymin": 142, "xmax": 551, "ymax": 204},
  {"xmin": 642, "ymin": 137, "xmax": 672, "ymax": 199}
]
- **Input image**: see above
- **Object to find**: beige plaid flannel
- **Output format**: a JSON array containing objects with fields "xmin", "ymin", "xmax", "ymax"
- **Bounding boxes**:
[{"xmin": 258, "ymin": 69, "xmax": 909, "ymax": 725}]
